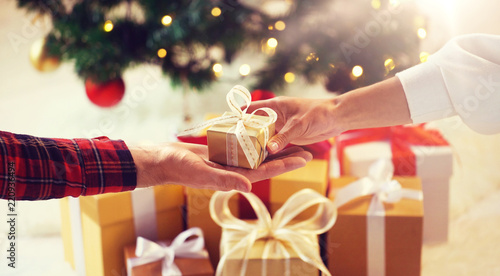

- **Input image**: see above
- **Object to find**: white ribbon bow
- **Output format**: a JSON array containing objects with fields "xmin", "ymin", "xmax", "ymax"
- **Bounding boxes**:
[
  {"xmin": 332, "ymin": 159, "xmax": 423, "ymax": 276},
  {"xmin": 210, "ymin": 189, "xmax": 337, "ymax": 276},
  {"xmin": 126, "ymin": 227, "xmax": 209, "ymax": 276},
  {"xmin": 178, "ymin": 85, "xmax": 277, "ymax": 169}
]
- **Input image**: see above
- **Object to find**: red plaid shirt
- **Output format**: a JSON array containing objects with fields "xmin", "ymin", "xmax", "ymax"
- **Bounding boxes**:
[{"xmin": 0, "ymin": 131, "xmax": 136, "ymax": 200}]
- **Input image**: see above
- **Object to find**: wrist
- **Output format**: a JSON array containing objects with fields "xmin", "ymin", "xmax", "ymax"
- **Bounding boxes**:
[
  {"xmin": 129, "ymin": 145, "xmax": 163, "ymax": 188},
  {"xmin": 328, "ymin": 96, "xmax": 350, "ymax": 135}
]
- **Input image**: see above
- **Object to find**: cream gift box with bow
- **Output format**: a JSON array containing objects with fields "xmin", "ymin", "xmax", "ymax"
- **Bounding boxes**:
[
  {"xmin": 60, "ymin": 185, "xmax": 184, "ymax": 276},
  {"xmin": 210, "ymin": 189, "xmax": 337, "ymax": 276},
  {"xmin": 179, "ymin": 85, "xmax": 277, "ymax": 169},
  {"xmin": 327, "ymin": 159, "xmax": 424, "ymax": 276},
  {"xmin": 124, "ymin": 227, "xmax": 214, "ymax": 276},
  {"xmin": 336, "ymin": 126, "xmax": 452, "ymax": 244}
]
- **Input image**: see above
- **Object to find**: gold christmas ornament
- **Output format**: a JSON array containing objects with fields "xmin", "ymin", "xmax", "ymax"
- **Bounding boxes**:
[{"xmin": 29, "ymin": 37, "xmax": 60, "ymax": 72}]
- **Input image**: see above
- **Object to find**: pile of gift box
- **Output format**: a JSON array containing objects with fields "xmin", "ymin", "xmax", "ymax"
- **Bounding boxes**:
[{"xmin": 60, "ymin": 89, "xmax": 453, "ymax": 276}]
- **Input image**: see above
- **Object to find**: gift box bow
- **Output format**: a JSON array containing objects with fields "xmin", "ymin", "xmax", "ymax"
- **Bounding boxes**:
[
  {"xmin": 331, "ymin": 159, "xmax": 423, "ymax": 276},
  {"xmin": 336, "ymin": 124, "xmax": 449, "ymax": 176},
  {"xmin": 127, "ymin": 227, "xmax": 209, "ymax": 276},
  {"xmin": 210, "ymin": 188, "xmax": 337, "ymax": 276},
  {"xmin": 179, "ymin": 85, "xmax": 277, "ymax": 169}
]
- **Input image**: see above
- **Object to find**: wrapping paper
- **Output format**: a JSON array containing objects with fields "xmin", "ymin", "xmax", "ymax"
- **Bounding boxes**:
[
  {"xmin": 60, "ymin": 185, "xmax": 184, "ymax": 276},
  {"xmin": 179, "ymin": 85, "xmax": 276, "ymax": 169},
  {"xmin": 327, "ymin": 159, "xmax": 424, "ymax": 276},
  {"xmin": 210, "ymin": 189, "xmax": 337, "ymax": 276},
  {"xmin": 336, "ymin": 125, "xmax": 452, "ymax": 243},
  {"xmin": 185, "ymin": 159, "xmax": 328, "ymax": 267},
  {"xmin": 124, "ymin": 228, "xmax": 213, "ymax": 276}
]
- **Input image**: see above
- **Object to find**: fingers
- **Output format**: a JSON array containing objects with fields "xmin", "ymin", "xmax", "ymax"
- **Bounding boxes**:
[
  {"xmin": 265, "ymin": 146, "xmax": 310, "ymax": 161},
  {"xmin": 245, "ymin": 98, "xmax": 276, "ymax": 113},
  {"xmin": 226, "ymin": 147, "xmax": 313, "ymax": 184},
  {"xmin": 199, "ymin": 162, "xmax": 252, "ymax": 193}
]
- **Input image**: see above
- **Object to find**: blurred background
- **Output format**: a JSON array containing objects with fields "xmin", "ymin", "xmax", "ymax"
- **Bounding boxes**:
[{"xmin": 0, "ymin": 0, "xmax": 500, "ymax": 275}]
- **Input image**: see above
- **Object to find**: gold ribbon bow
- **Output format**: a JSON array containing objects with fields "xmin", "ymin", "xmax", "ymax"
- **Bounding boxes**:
[
  {"xmin": 178, "ymin": 85, "xmax": 277, "ymax": 169},
  {"xmin": 210, "ymin": 189, "xmax": 337, "ymax": 276}
]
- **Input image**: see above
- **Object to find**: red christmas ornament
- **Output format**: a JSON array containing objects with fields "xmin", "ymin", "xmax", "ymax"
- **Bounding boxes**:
[
  {"xmin": 251, "ymin": 89, "xmax": 275, "ymax": 101},
  {"xmin": 85, "ymin": 77, "xmax": 125, "ymax": 107}
]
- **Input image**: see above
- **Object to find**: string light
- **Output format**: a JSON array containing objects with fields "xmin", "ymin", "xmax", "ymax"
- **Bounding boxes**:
[
  {"xmin": 384, "ymin": 58, "xmax": 395, "ymax": 72},
  {"xmin": 239, "ymin": 64, "xmax": 251, "ymax": 76},
  {"xmin": 211, "ymin": 7, "xmax": 222, "ymax": 17},
  {"xmin": 103, "ymin": 20, "xmax": 114, "ymax": 32},
  {"xmin": 284, "ymin": 72, "xmax": 295, "ymax": 83},
  {"xmin": 352, "ymin": 65, "xmax": 363, "ymax": 77},
  {"xmin": 213, "ymin": 63, "xmax": 222, "ymax": 72},
  {"xmin": 371, "ymin": 0, "xmax": 381, "ymax": 10},
  {"xmin": 420, "ymin": 51, "xmax": 430, "ymax": 63},
  {"xmin": 267, "ymin": 38, "xmax": 278, "ymax": 48},
  {"xmin": 162, "ymin": 15, "xmax": 173, "ymax": 26},
  {"xmin": 417, "ymin": 28, "xmax": 427, "ymax": 39},
  {"xmin": 268, "ymin": 25, "xmax": 274, "ymax": 30},
  {"xmin": 275, "ymin": 21, "xmax": 286, "ymax": 31},
  {"xmin": 306, "ymin": 52, "xmax": 319, "ymax": 62},
  {"xmin": 213, "ymin": 63, "xmax": 223, "ymax": 77},
  {"xmin": 157, "ymin": 48, "xmax": 167, "ymax": 58}
]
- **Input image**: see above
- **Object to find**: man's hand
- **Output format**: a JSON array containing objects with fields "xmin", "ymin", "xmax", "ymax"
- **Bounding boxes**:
[{"xmin": 130, "ymin": 142, "xmax": 312, "ymax": 192}]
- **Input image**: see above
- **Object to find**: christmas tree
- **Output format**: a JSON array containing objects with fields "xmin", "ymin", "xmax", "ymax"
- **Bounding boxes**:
[{"xmin": 19, "ymin": 0, "xmax": 425, "ymax": 98}]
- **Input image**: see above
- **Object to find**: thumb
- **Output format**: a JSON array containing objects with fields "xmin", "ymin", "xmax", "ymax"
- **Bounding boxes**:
[{"xmin": 267, "ymin": 123, "xmax": 302, "ymax": 154}]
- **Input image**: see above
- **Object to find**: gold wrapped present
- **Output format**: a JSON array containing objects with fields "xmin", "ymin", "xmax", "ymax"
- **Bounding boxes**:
[
  {"xmin": 179, "ymin": 85, "xmax": 277, "ymax": 169},
  {"xmin": 210, "ymin": 189, "xmax": 337, "ymax": 276},
  {"xmin": 60, "ymin": 185, "xmax": 184, "ymax": 276},
  {"xmin": 124, "ymin": 228, "xmax": 214, "ymax": 276},
  {"xmin": 185, "ymin": 159, "xmax": 328, "ymax": 268},
  {"xmin": 327, "ymin": 159, "xmax": 424, "ymax": 276}
]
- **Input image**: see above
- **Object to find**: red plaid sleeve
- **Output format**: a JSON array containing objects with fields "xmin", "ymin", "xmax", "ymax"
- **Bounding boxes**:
[{"xmin": 0, "ymin": 130, "xmax": 137, "ymax": 200}]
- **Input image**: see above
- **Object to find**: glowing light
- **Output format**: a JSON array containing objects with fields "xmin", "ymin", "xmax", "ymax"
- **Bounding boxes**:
[
  {"xmin": 275, "ymin": 21, "xmax": 286, "ymax": 31},
  {"xmin": 306, "ymin": 52, "xmax": 319, "ymax": 62},
  {"xmin": 420, "ymin": 51, "xmax": 430, "ymax": 63},
  {"xmin": 162, "ymin": 15, "xmax": 173, "ymax": 26},
  {"xmin": 212, "ymin": 63, "xmax": 223, "ymax": 73},
  {"xmin": 103, "ymin": 20, "xmax": 114, "ymax": 32},
  {"xmin": 284, "ymin": 72, "xmax": 295, "ymax": 83},
  {"xmin": 371, "ymin": 0, "xmax": 381, "ymax": 10},
  {"xmin": 267, "ymin": 38, "xmax": 278, "ymax": 48},
  {"xmin": 157, "ymin": 48, "xmax": 167, "ymax": 58},
  {"xmin": 352, "ymin": 65, "xmax": 363, "ymax": 77},
  {"xmin": 389, "ymin": 0, "xmax": 400, "ymax": 7},
  {"xmin": 417, "ymin": 28, "xmax": 427, "ymax": 39},
  {"xmin": 384, "ymin": 58, "xmax": 395, "ymax": 71},
  {"xmin": 211, "ymin": 7, "xmax": 222, "ymax": 17},
  {"xmin": 268, "ymin": 25, "xmax": 274, "ymax": 30},
  {"xmin": 239, "ymin": 64, "xmax": 251, "ymax": 76}
]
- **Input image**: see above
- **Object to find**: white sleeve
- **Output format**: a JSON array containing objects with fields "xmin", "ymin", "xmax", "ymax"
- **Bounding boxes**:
[{"xmin": 396, "ymin": 34, "xmax": 500, "ymax": 134}]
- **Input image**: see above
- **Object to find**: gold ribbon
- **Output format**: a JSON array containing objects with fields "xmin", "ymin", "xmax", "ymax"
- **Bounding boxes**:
[
  {"xmin": 178, "ymin": 85, "xmax": 277, "ymax": 169},
  {"xmin": 210, "ymin": 189, "xmax": 337, "ymax": 276}
]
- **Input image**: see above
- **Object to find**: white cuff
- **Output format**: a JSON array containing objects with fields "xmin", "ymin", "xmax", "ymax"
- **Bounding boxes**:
[{"xmin": 396, "ymin": 61, "xmax": 456, "ymax": 124}]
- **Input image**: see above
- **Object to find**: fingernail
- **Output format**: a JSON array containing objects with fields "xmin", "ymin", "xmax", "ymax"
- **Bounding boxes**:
[
  {"xmin": 239, "ymin": 184, "xmax": 250, "ymax": 193},
  {"xmin": 269, "ymin": 141, "xmax": 279, "ymax": 152}
]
